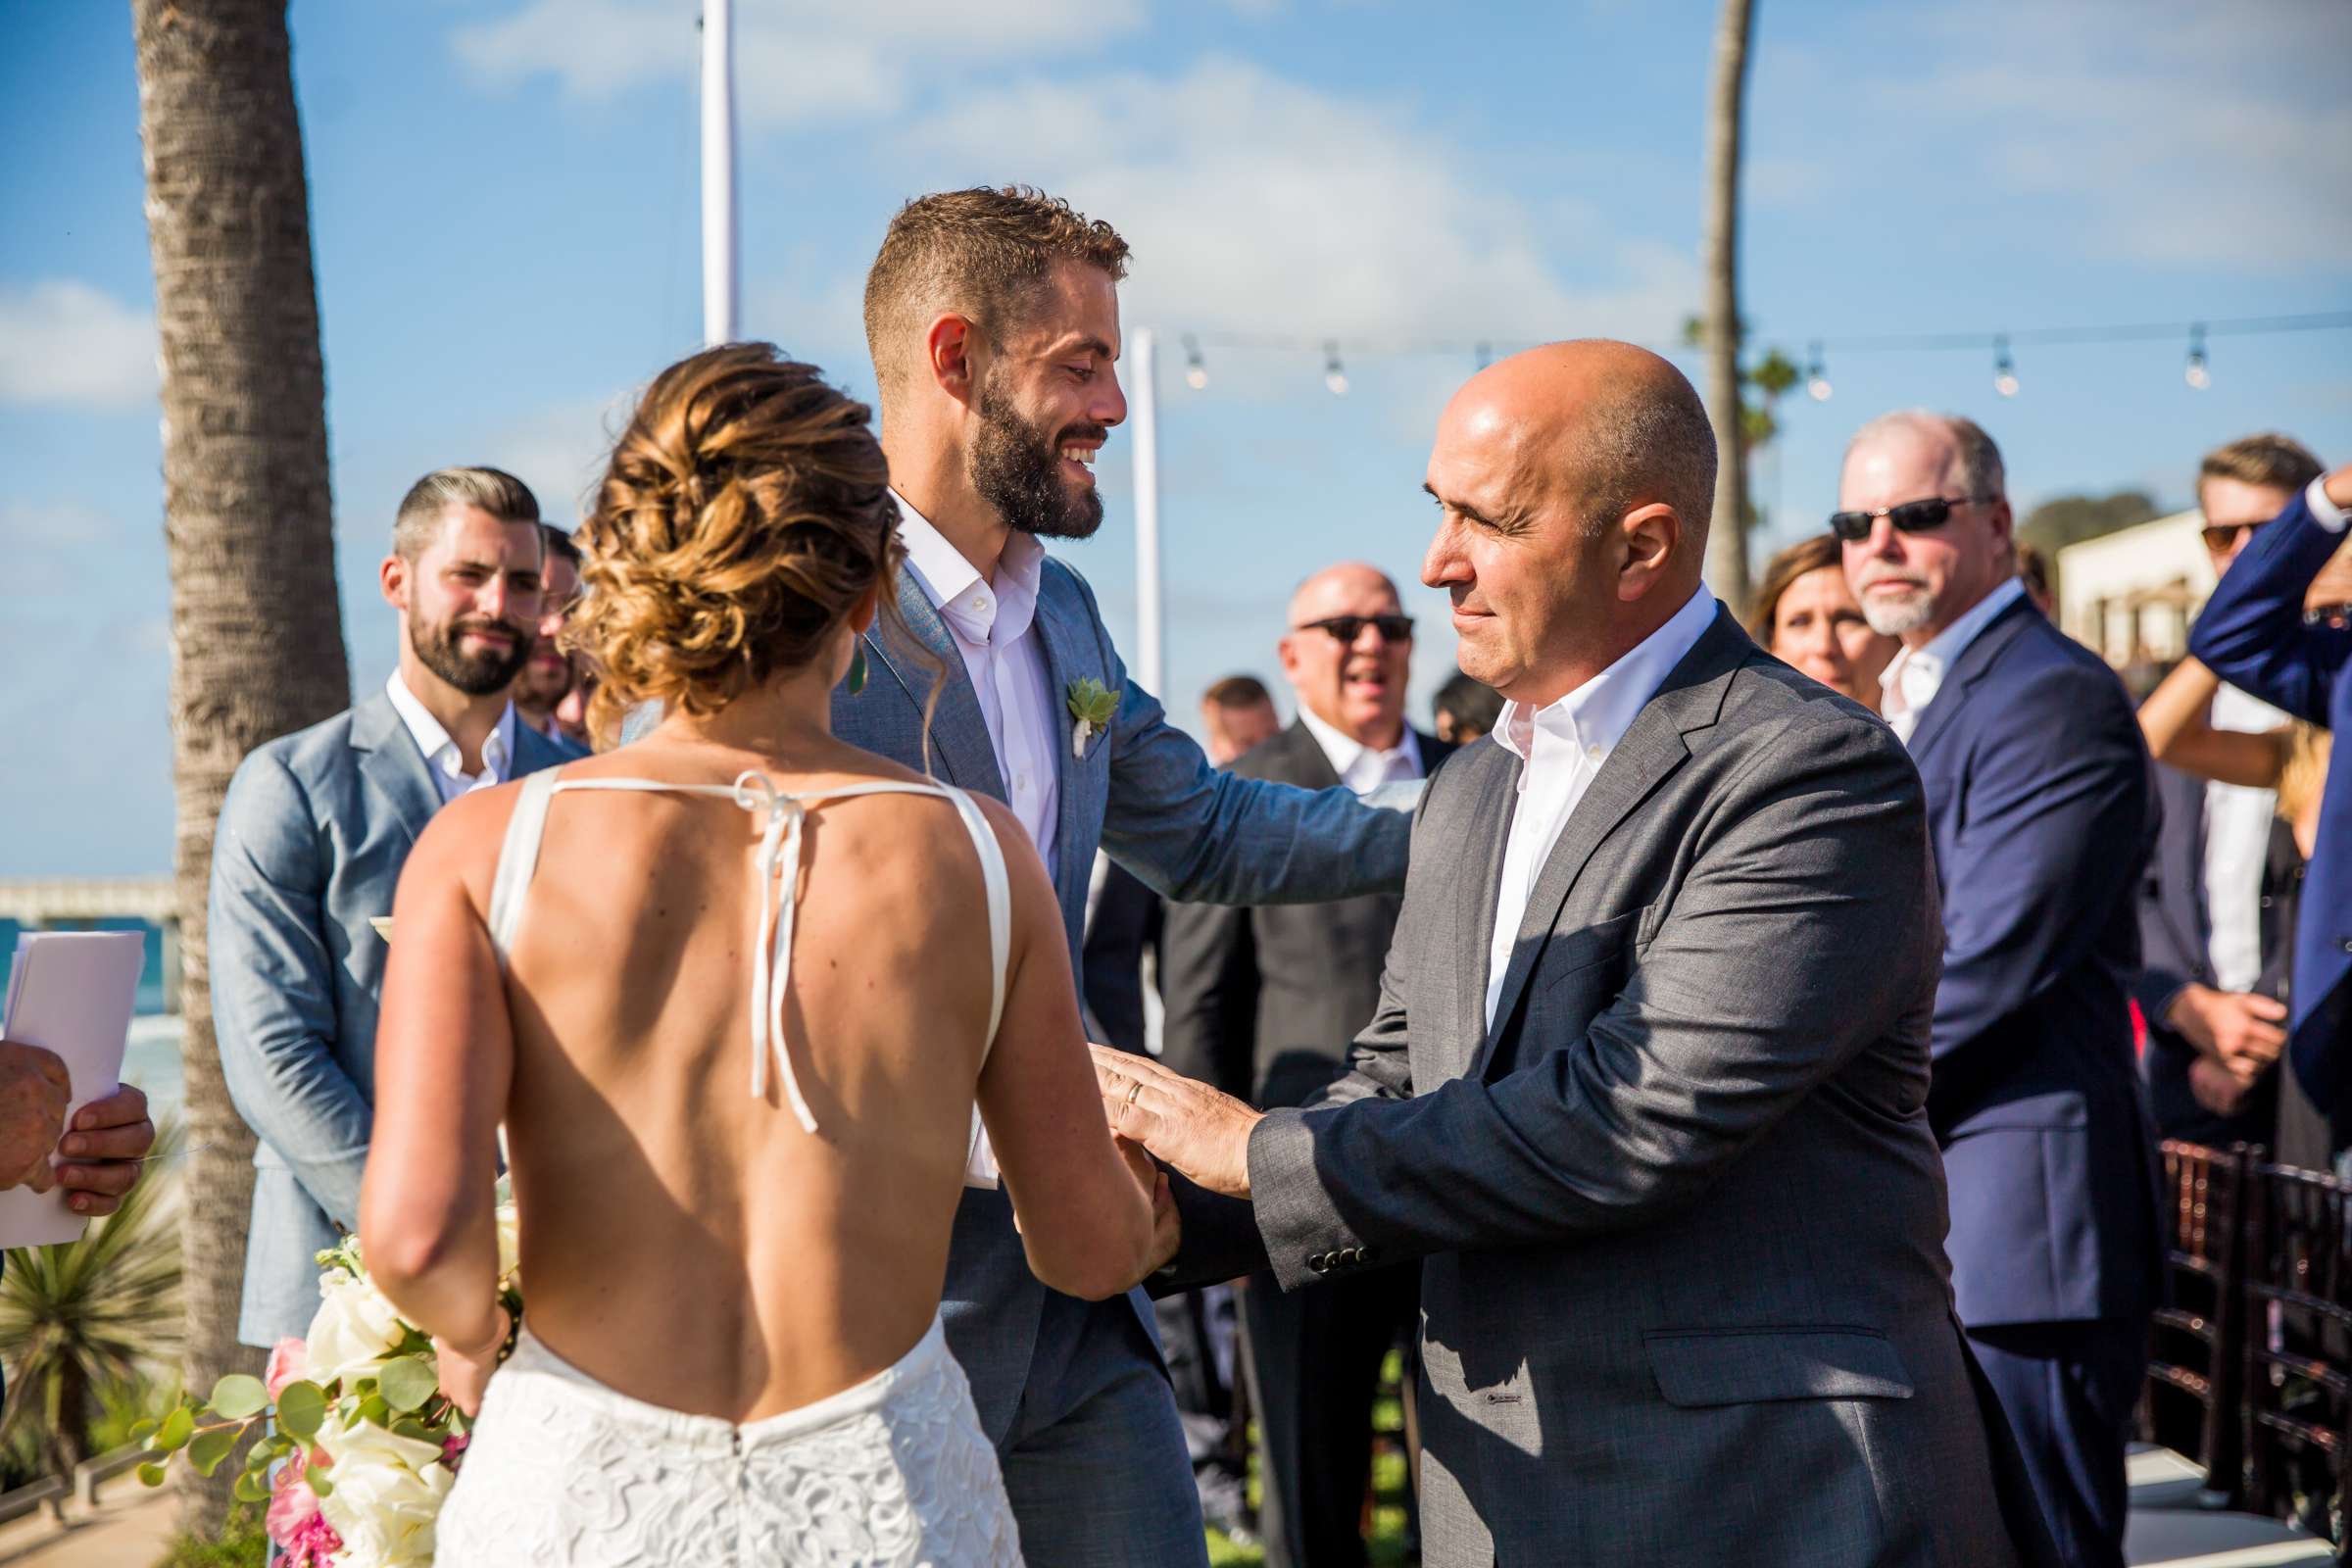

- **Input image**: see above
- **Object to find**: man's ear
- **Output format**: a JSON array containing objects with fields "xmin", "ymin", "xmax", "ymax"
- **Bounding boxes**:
[
  {"xmin": 1615, "ymin": 503, "xmax": 1680, "ymax": 602},
  {"xmin": 380, "ymin": 554, "xmax": 409, "ymax": 612},
  {"xmin": 925, "ymin": 314, "xmax": 981, "ymax": 406}
]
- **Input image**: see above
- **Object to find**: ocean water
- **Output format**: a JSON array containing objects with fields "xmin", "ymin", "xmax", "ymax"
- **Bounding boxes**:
[{"xmin": 2, "ymin": 917, "xmax": 183, "ymax": 1119}]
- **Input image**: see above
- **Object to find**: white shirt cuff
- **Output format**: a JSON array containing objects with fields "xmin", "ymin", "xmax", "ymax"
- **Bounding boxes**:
[{"xmin": 2309, "ymin": 474, "xmax": 2349, "ymax": 533}]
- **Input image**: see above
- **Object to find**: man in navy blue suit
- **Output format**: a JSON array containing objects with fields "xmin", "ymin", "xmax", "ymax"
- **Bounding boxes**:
[
  {"xmin": 2189, "ymin": 455, "xmax": 2352, "ymax": 1152},
  {"xmin": 1839, "ymin": 411, "xmax": 2160, "ymax": 1568}
]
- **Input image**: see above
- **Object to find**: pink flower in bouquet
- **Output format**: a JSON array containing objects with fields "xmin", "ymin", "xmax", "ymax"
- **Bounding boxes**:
[
  {"xmin": 440, "ymin": 1432, "xmax": 470, "ymax": 1470},
  {"xmin": 264, "ymin": 1337, "xmax": 310, "ymax": 1400},
  {"xmin": 268, "ymin": 1450, "xmax": 343, "ymax": 1568}
]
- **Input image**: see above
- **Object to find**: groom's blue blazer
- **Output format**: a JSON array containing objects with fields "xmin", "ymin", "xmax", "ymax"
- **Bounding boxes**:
[
  {"xmin": 2189, "ymin": 483, "xmax": 2352, "ymax": 1128},
  {"xmin": 832, "ymin": 554, "xmax": 1411, "ymax": 1441}
]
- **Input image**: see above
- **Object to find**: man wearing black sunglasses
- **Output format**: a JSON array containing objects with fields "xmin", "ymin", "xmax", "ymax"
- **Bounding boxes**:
[{"xmin": 1839, "ymin": 410, "xmax": 2157, "ymax": 1568}]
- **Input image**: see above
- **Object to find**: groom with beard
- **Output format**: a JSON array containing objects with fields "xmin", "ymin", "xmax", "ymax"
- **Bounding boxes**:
[
  {"xmin": 213, "ymin": 466, "xmax": 574, "ymax": 1352},
  {"xmin": 835, "ymin": 186, "xmax": 1414, "ymax": 1566}
]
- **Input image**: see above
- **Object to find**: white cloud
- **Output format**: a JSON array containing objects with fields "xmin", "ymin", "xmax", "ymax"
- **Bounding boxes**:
[
  {"xmin": 886, "ymin": 58, "xmax": 1697, "ymax": 342},
  {"xmin": 0, "ymin": 282, "xmax": 158, "ymax": 411},
  {"xmin": 1853, "ymin": 0, "xmax": 2352, "ymax": 270},
  {"xmin": 451, "ymin": 0, "xmax": 1145, "ymax": 125}
]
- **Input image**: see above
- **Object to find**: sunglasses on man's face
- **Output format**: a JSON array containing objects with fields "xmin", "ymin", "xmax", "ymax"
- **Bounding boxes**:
[
  {"xmin": 1296, "ymin": 613, "xmax": 1415, "ymax": 645},
  {"xmin": 2201, "ymin": 520, "xmax": 2267, "ymax": 554},
  {"xmin": 1828, "ymin": 495, "xmax": 1990, "ymax": 543}
]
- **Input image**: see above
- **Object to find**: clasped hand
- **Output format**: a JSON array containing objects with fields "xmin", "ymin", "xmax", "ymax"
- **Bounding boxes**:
[
  {"xmin": 0, "ymin": 1038, "xmax": 158, "ymax": 1214},
  {"xmin": 1090, "ymin": 1045, "xmax": 1261, "ymax": 1200}
]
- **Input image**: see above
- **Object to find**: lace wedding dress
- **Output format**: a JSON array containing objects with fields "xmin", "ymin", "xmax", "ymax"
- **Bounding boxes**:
[{"xmin": 434, "ymin": 767, "xmax": 1025, "ymax": 1567}]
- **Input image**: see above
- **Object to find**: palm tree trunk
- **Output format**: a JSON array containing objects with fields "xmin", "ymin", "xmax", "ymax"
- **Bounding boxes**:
[
  {"xmin": 1701, "ymin": 0, "xmax": 1757, "ymax": 612},
  {"xmin": 130, "ymin": 0, "xmax": 349, "ymax": 1535}
]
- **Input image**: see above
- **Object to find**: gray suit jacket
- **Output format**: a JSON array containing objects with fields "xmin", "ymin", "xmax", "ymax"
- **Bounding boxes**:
[
  {"xmin": 210, "ymin": 692, "xmax": 569, "ymax": 1347},
  {"xmin": 1174, "ymin": 609, "xmax": 2048, "ymax": 1567},
  {"xmin": 830, "ymin": 555, "xmax": 1413, "ymax": 1442}
]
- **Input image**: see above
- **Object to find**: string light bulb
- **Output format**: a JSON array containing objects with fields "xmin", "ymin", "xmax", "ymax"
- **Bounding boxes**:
[
  {"xmin": 1323, "ymin": 341, "xmax": 1348, "ymax": 397},
  {"xmin": 2184, "ymin": 324, "xmax": 2210, "ymax": 390},
  {"xmin": 1992, "ymin": 336, "xmax": 2020, "ymax": 398},
  {"xmin": 1183, "ymin": 334, "xmax": 1207, "ymax": 391},
  {"xmin": 1805, "ymin": 341, "xmax": 1832, "ymax": 402}
]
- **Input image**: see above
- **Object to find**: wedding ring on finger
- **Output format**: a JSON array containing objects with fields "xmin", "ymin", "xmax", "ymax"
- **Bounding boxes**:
[{"xmin": 1124, "ymin": 1081, "xmax": 1144, "ymax": 1107}]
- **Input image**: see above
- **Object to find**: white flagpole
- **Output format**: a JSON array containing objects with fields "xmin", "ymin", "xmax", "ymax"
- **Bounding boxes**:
[
  {"xmin": 1130, "ymin": 327, "xmax": 1164, "ymax": 699},
  {"xmin": 700, "ymin": 0, "xmax": 739, "ymax": 346}
]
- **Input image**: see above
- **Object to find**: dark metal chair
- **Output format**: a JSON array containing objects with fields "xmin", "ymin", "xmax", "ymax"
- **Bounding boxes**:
[
  {"xmin": 2241, "ymin": 1158, "xmax": 2352, "ymax": 1556},
  {"xmin": 2140, "ymin": 1140, "xmax": 2255, "ymax": 1507}
]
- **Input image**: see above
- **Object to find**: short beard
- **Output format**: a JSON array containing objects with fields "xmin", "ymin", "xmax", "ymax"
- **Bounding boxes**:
[
  {"xmin": 1860, "ymin": 591, "xmax": 1936, "ymax": 639},
  {"xmin": 970, "ymin": 376, "xmax": 1103, "ymax": 541},
  {"xmin": 412, "ymin": 608, "xmax": 531, "ymax": 696}
]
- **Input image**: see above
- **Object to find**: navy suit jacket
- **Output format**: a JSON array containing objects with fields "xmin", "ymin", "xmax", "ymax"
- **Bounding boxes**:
[
  {"xmin": 1912, "ymin": 595, "xmax": 2162, "ymax": 1327},
  {"xmin": 2188, "ymin": 487, "xmax": 2352, "ymax": 1122}
]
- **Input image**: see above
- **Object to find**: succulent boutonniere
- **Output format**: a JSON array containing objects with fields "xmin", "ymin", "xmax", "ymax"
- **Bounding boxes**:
[{"xmin": 1066, "ymin": 678, "xmax": 1117, "ymax": 760}]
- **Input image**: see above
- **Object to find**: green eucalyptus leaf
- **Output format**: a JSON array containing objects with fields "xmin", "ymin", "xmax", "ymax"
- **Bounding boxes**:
[
  {"xmin": 129, "ymin": 1417, "xmax": 159, "ymax": 1443},
  {"xmin": 156, "ymin": 1407, "xmax": 195, "ymax": 1451},
  {"xmin": 307, "ymin": 1464, "xmax": 334, "ymax": 1498},
  {"xmin": 357, "ymin": 1393, "xmax": 390, "ymax": 1428},
  {"xmin": 389, "ymin": 1416, "xmax": 433, "ymax": 1443},
  {"xmin": 187, "ymin": 1427, "xmax": 238, "ymax": 1477},
  {"xmin": 275, "ymin": 1380, "xmax": 328, "ymax": 1442},
  {"xmin": 208, "ymin": 1373, "xmax": 270, "ymax": 1421},
  {"xmin": 232, "ymin": 1470, "xmax": 270, "ymax": 1504},
  {"xmin": 136, "ymin": 1462, "xmax": 169, "ymax": 1488},
  {"xmin": 378, "ymin": 1355, "xmax": 438, "ymax": 1413}
]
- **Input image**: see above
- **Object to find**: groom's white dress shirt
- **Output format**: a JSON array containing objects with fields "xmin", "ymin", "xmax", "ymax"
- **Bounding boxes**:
[
  {"xmin": 384, "ymin": 671, "xmax": 519, "ymax": 807},
  {"xmin": 892, "ymin": 490, "xmax": 1060, "ymax": 873},
  {"xmin": 1298, "ymin": 705, "xmax": 1425, "ymax": 795},
  {"xmin": 1876, "ymin": 576, "xmax": 2026, "ymax": 746},
  {"xmin": 1485, "ymin": 584, "xmax": 1716, "ymax": 1028}
]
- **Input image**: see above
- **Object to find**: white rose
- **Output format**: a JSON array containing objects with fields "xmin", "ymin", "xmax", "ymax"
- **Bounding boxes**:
[
  {"xmin": 304, "ymin": 1267, "xmax": 409, "ymax": 1386},
  {"xmin": 315, "ymin": 1418, "xmax": 454, "ymax": 1568},
  {"xmin": 495, "ymin": 1202, "xmax": 520, "ymax": 1280}
]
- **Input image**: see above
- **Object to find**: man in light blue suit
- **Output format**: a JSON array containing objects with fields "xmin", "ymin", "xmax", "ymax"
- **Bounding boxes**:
[
  {"xmin": 839, "ymin": 187, "xmax": 1413, "ymax": 1563},
  {"xmin": 212, "ymin": 466, "xmax": 568, "ymax": 1349}
]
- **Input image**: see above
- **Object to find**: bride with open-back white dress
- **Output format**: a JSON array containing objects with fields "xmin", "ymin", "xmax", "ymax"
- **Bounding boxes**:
[{"xmin": 357, "ymin": 344, "xmax": 1159, "ymax": 1566}]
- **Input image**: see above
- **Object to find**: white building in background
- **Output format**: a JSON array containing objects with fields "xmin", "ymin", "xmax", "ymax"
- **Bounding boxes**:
[{"xmin": 2055, "ymin": 509, "xmax": 2211, "ymax": 667}]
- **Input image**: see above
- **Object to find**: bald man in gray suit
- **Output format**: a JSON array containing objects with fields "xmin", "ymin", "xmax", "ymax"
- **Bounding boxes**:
[{"xmin": 1102, "ymin": 342, "xmax": 2055, "ymax": 1567}]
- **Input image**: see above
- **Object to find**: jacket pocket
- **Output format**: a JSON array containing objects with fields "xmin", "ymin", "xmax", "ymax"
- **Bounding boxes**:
[
  {"xmin": 1534, "ymin": 907, "xmax": 1645, "ymax": 995},
  {"xmin": 1644, "ymin": 1327, "xmax": 1915, "ymax": 1407}
]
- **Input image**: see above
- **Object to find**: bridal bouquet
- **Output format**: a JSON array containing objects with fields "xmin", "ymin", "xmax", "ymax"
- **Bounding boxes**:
[{"xmin": 137, "ymin": 1197, "xmax": 520, "ymax": 1568}]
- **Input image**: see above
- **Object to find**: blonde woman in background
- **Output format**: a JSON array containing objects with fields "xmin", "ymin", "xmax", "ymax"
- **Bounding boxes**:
[{"xmin": 1747, "ymin": 532, "xmax": 1900, "ymax": 712}]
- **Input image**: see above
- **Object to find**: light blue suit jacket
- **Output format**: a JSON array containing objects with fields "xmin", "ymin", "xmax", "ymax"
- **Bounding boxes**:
[
  {"xmin": 833, "ymin": 554, "xmax": 1412, "ymax": 1440},
  {"xmin": 210, "ymin": 692, "xmax": 570, "ymax": 1347}
]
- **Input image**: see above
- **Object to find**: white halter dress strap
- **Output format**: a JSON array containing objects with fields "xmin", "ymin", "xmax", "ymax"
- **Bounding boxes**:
[{"xmin": 481, "ymin": 770, "xmax": 1012, "ymax": 1158}]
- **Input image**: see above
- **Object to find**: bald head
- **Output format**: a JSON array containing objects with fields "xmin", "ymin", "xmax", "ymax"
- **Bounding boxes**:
[
  {"xmin": 1422, "ymin": 341, "xmax": 1717, "ymax": 707},
  {"xmin": 1439, "ymin": 341, "xmax": 1716, "ymax": 553},
  {"xmin": 1289, "ymin": 562, "xmax": 1399, "ymax": 625}
]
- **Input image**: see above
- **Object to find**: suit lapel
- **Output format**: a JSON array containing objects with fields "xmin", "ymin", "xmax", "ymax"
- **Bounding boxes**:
[
  {"xmin": 1903, "ymin": 596, "xmax": 2036, "ymax": 763},
  {"xmin": 1455, "ymin": 749, "xmax": 1520, "ymax": 1071},
  {"xmin": 1280, "ymin": 720, "xmax": 1345, "ymax": 792},
  {"xmin": 1029, "ymin": 574, "xmax": 1097, "ymax": 892},
  {"xmin": 1468, "ymin": 612, "xmax": 1749, "ymax": 1080},
  {"xmin": 868, "ymin": 572, "xmax": 1004, "ymax": 796},
  {"xmin": 348, "ymin": 691, "xmax": 443, "ymax": 851}
]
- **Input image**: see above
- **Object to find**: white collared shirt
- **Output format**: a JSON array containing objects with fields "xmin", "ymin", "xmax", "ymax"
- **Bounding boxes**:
[
  {"xmin": 1878, "ymin": 575, "xmax": 2029, "ymax": 746},
  {"xmin": 2307, "ymin": 473, "xmax": 2349, "ymax": 534},
  {"xmin": 1484, "ymin": 584, "xmax": 1717, "ymax": 1028},
  {"xmin": 2202, "ymin": 682, "xmax": 2288, "ymax": 993},
  {"xmin": 383, "ymin": 671, "xmax": 519, "ymax": 808},
  {"xmin": 892, "ymin": 490, "xmax": 1061, "ymax": 872},
  {"xmin": 1297, "ymin": 705, "xmax": 1425, "ymax": 796}
]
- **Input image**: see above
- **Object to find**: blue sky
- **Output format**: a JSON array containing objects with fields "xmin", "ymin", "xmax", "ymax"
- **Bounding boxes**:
[{"xmin": 3, "ymin": 0, "xmax": 2348, "ymax": 876}]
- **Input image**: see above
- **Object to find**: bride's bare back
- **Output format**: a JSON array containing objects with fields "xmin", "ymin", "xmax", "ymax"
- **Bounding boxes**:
[{"xmin": 366, "ymin": 728, "xmax": 1153, "ymax": 1425}]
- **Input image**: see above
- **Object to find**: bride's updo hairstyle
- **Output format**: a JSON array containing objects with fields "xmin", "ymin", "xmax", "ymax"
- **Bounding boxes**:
[{"xmin": 569, "ymin": 344, "xmax": 904, "ymax": 741}]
